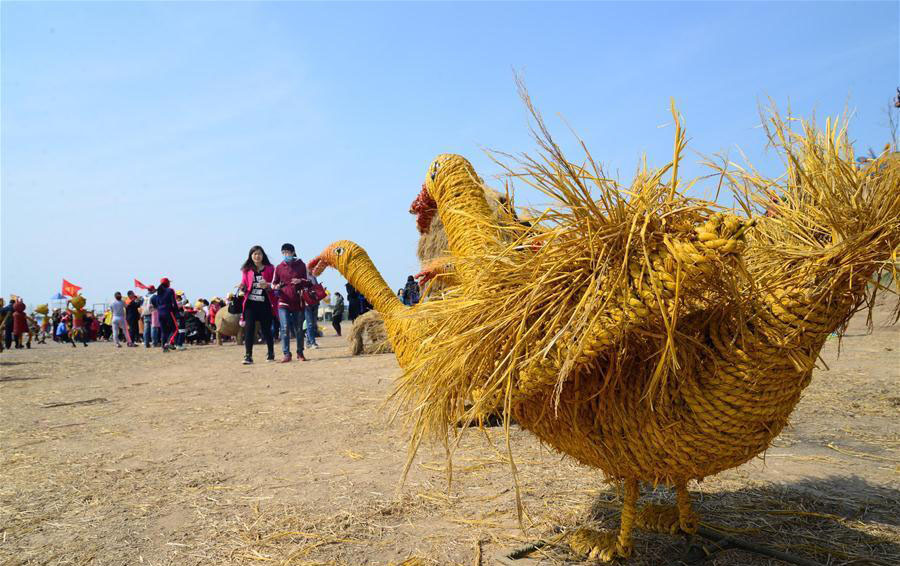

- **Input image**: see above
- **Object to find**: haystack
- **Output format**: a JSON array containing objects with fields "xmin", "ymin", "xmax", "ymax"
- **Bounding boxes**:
[
  {"xmin": 347, "ymin": 310, "xmax": 393, "ymax": 355},
  {"xmin": 214, "ymin": 309, "xmax": 243, "ymax": 345}
]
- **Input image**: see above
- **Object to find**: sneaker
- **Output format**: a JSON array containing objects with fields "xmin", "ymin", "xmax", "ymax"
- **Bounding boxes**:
[
  {"xmin": 266, "ymin": 355, "xmax": 276, "ymax": 362},
  {"xmin": 177, "ymin": 345, "xmax": 186, "ymax": 351},
  {"xmin": 297, "ymin": 353, "xmax": 307, "ymax": 362},
  {"xmin": 310, "ymin": 344, "xmax": 319, "ymax": 349},
  {"xmin": 243, "ymin": 356, "xmax": 253, "ymax": 365},
  {"xmin": 117, "ymin": 344, "xmax": 122, "ymax": 348},
  {"xmin": 280, "ymin": 353, "xmax": 292, "ymax": 363},
  {"xmin": 162, "ymin": 345, "xmax": 169, "ymax": 353}
]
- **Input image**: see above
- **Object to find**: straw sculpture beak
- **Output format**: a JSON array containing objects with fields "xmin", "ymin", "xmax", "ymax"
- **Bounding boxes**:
[{"xmin": 308, "ymin": 254, "xmax": 328, "ymax": 276}]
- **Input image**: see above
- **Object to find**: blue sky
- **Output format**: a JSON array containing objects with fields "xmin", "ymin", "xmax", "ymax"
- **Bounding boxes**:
[{"xmin": 2, "ymin": 1, "xmax": 897, "ymax": 307}]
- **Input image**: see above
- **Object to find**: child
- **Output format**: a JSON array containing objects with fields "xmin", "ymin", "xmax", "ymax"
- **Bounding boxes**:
[
  {"xmin": 174, "ymin": 292, "xmax": 187, "ymax": 350},
  {"xmin": 56, "ymin": 320, "xmax": 69, "ymax": 343}
]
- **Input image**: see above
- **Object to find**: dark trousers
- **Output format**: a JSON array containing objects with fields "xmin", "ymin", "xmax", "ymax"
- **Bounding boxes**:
[
  {"xmin": 244, "ymin": 303, "xmax": 274, "ymax": 360},
  {"xmin": 160, "ymin": 313, "xmax": 176, "ymax": 346},
  {"xmin": 332, "ymin": 314, "xmax": 343, "ymax": 336},
  {"xmin": 128, "ymin": 317, "xmax": 140, "ymax": 343}
]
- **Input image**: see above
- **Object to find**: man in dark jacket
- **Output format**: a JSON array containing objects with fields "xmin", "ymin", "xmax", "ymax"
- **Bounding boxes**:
[
  {"xmin": 346, "ymin": 283, "xmax": 360, "ymax": 322},
  {"xmin": 403, "ymin": 275, "xmax": 420, "ymax": 305},
  {"xmin": 125, "ymin": 291, "xmax": 142, "ymax": 346},
  {"xmin": 272, "ymin": 243, "xmax": 308, "ymax": 362}
]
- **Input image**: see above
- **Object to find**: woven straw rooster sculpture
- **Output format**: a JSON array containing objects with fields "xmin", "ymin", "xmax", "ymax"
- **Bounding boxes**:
[{"xmin": 310, "ymin": 107, "xmax": 899, "ymax": 561}]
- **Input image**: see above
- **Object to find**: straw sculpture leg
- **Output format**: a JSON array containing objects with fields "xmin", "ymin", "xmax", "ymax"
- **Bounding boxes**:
[
  {"xmin": 568, "ymin": 478, "xmax": 639, "ymax": 561},
  {"xmin": 634, "ymin": 483, "xmax": 698, "ymax": 535}
]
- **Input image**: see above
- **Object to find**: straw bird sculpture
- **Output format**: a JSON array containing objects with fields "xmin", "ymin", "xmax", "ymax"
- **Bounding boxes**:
[{"xmin": 311, "ymin": 107, "xmax": 899, "ymax": 561}]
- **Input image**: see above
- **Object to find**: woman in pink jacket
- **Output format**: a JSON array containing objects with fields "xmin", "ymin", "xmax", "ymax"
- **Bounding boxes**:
[{"xmin": 240, "ymin": 245, "xmax": 277, "ymax": 364}]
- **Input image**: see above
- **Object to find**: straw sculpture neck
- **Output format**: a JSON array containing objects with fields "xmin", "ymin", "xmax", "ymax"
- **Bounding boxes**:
[
  {"xmin": 427, "ymin": 155, "xmax": 502, "ymax": 284},
  {"xmin": 316, "ymin": 241, "xmax": 422, "ymax": 367}
]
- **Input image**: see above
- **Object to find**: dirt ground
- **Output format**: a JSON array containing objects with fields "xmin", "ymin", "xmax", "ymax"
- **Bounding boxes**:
[{"xmin": 2, "ymin": 305, "xmax": 898, "ymax": 566}]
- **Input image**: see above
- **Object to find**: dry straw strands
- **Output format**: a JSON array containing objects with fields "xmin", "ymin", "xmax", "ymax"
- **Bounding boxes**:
[
  {"xmin": 388, "ymin": 94, "xmax": 899, "ymax": 559},
  {"xmin": 310, "ymin": 87, "xmax": 898, "ymax": 560}
]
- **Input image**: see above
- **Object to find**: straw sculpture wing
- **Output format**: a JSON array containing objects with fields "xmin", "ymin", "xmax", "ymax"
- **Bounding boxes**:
[{"xmin": 388, "ymin": 110, "xmax": 899, "ymax": 561}]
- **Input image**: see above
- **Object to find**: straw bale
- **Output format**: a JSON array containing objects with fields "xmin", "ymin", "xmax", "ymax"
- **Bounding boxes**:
[
  {"xmin": 348, "ymin": 310, "xmax": 394, "ymax": 355},
  {"xmin": 214, "ymin": 308, "xmax": 241, "ymax": 337}
]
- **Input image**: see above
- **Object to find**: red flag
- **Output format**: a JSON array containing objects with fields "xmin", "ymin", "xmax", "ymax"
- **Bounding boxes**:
[
  {"xmin": 62, "ymin": 279, "xmax": 82, "ymax": 297},
  {"xmin": 134, "ymin": 279, "xmax": 149, "ymax": 290}
]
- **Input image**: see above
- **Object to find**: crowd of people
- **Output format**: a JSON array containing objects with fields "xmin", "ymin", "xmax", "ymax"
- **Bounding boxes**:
[{"xmin": 0, "ymin": 242, "xmax": 415, "ymax": 363}]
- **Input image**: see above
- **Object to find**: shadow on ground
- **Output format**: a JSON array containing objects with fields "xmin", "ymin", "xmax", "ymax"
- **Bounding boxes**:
[{"xmin": 566, "ymin": 475, "xmax": 900, "ymax": 565}]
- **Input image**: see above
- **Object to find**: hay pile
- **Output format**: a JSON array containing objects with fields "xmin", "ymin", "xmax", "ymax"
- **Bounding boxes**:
[
  {"xmin": 348, "ymin": 310, "xmax": 393, "ymax": 355},
  {"xmin": 214, "ymin": 308, "xmax": 242, "ymax": 345}
]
